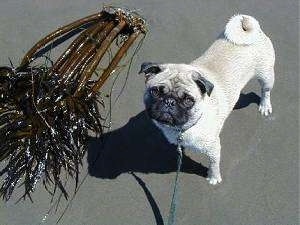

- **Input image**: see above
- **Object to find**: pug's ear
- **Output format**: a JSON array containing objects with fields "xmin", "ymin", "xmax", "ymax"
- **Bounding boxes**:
[
  {"xmin": 139, "ymin": 62, "xmax": 162, "ymax": 75},
  {"xmin": 192, "ymin": 71, "xmax": 214, "ymax": 96}
]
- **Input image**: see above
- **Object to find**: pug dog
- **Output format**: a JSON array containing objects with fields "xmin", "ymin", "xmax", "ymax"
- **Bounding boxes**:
[{"xmin": 140, "ymin": 15, "xmax": 275, "ymax": 185}]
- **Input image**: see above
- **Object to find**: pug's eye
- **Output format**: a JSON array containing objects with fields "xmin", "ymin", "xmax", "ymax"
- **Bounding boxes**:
[
  {"xmin": 183, "ymin": 95, "xmax": 194, "ymax": 107},
  {"xmin": 150, "ymin": 87, "xmax": 160, "ymax": 98}
]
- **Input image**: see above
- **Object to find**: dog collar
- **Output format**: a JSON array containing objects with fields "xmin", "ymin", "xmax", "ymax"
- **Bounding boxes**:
[{"xmin": 174, "ymin": 112, "xmax": 203, "ymax": 133}]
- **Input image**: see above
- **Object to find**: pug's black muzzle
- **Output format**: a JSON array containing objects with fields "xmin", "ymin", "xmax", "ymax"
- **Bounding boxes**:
[{"xmin": 144, "ymin": 91, "xmax": 193, "ymax": 126}]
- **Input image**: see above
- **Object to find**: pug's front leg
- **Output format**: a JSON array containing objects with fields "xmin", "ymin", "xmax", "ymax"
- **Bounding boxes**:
[{"xmin": 205, "ymin": 140, "xmax": 222, "ymax": 185}]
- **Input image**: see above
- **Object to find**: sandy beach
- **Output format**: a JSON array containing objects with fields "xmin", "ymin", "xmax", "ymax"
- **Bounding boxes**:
[{"xmin": 0, "ymin": 0, "xmax": 298, "ymax": 224}]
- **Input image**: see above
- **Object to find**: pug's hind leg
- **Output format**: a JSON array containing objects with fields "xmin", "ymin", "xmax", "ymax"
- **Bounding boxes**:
[
  {"xmin": 206, "ymin": 140, "xmax": 222, "ymax": 185},
  {"xmin": 257, "ymin": 68, "xmax": 274, "ymax": 116}
]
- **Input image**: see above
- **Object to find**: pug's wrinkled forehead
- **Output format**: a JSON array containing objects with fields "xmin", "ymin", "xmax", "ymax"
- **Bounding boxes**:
[
  {"xmin": 139, "ymin": 62, "xmax": 214, "ymax": 97},
  {"xmin": 146, "ymin": 64, "xmax": 195, "ymax": 87}
]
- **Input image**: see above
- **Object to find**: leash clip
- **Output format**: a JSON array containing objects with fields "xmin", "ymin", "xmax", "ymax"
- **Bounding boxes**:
[{"xmin": 176, "ymin": 130, "xmax": 183, "ymax": 153}]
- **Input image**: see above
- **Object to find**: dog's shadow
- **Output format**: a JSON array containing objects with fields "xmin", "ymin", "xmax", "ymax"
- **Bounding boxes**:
[
  {"xmin": 233, "ymin": 92, "xmax": 260, "ymax": 110},
  {"xmin": 88, "ymin": 110, "xmax": 208, "ymax": 179}
]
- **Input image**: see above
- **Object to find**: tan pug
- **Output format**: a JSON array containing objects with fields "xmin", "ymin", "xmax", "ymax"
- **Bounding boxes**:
[{"xmin": 140, "ymin": 15, "xmax": 275, "ymax": 184}]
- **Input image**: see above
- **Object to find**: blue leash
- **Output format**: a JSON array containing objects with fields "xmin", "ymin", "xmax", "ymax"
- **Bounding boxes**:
[{"xmin": 167, "ymin": 132, "xmax": 183, "ymax": 225}]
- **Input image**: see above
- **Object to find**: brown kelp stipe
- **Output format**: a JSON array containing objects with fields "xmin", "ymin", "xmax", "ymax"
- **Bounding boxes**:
[{"xmin": 0, "ymin": 6, "xmax": 147, "ymax": 201}]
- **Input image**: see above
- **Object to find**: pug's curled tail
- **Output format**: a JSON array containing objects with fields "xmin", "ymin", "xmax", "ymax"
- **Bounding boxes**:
[{"xmin": 224, "ymin": 14, "xmax": 262, "ymax": 45}]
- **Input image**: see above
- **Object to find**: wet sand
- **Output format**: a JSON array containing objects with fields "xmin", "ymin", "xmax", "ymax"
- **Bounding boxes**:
[{"xmin": 0, "ymin": 0, "xmax": 298, "ymax": 225}]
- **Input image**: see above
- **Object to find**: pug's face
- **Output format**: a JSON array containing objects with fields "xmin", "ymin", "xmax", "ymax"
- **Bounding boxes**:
[{"xmin": 140, "ymin": 63, "xmax": 214, "ymax": 128}]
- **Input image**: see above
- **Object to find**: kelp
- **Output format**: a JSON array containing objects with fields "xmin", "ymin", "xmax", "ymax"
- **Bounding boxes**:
[{"xmin": 0, "ymin": 6, "xmax": 146, "ymax": 201}]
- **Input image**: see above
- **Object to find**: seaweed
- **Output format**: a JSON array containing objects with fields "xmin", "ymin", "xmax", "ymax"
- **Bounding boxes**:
[{"xmin": 0, "ymin": 6, "xmax": 147, "ymax": 201}]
